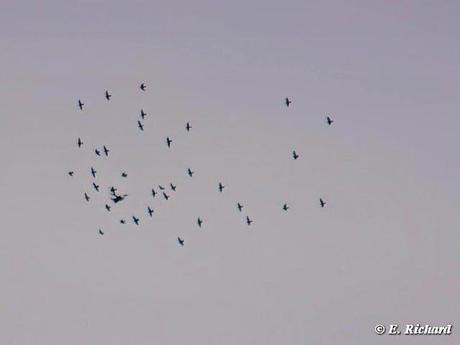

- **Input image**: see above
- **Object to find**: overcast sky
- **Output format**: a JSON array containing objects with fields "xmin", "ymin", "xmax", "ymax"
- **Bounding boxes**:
[{"xmin": 1, "ymin": 1, "xmax": 459, "ymax": 344}]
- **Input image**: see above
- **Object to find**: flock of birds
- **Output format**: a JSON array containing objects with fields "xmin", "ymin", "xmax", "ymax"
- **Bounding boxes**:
[{"xmin": 69, "ymin": 84, "xmax": 334, "ymax": 247}]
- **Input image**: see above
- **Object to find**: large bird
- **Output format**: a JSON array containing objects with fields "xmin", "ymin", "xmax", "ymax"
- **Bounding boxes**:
[
  {"xmin": 163, "ymin": 192, "xmax": 170, "ymax": 200},
  {"xmin": 111, "ymin": 194, "xmax": 127, "ymax": 204},
  {"xmin": 282, "ymin": 203, "xmax": 289, "ymax": 211},
  {"xmin": 166, "ymin": 137, "xmax": 172, "ymax": 148},
  {"xmin": 327, "ymin": 116, "xmax": 334, "ymax": 126},
  {"xmin": 68, "ymin": 171, "xmax": 74, "ymax": 177},
  {"xmin": 237, "ymin": 203, "xmax": 243, "ymax": 212},
  {"xmin": 187, "ymin": 168, "xmax": 194, "ymax": 177},
  {"xmin": 91, "ymin": 167, "xmax": 97, "ymax": 178},
  {"xmin": 218, "ymin": 182, "xmax": 225, "ymax": 193},
  {"xmin": 77, "ymin": 137, "xmax": 83, "ymax": 148},
  {"xmin": 103, "ymin": 145, "xmax": 110, "ymax": 156},
  {"xmin": 178, "ymin": 237, "xmax": 184, "ymax": 246},
  {"xmin": 78, "ymin": 100, "xmax": 84, "ymax": 110},
  {"xmin": 197, "ymin": 217, "xmax": 203, "ymax": 228},
  {"xmin": 285, "ymin": 97, "xmax": 292, "ymax": 107},
  {"xmin": 133, "ymin": 216, "xmax": 140, "ymax": 226},
  {"xmin": 120, "ymin": 219, "xmax": 126, "ymax": 224},
  {"xmin": 140, "ymin": 83, "xmax": 146, "ymax": 91},
  {"xmin": 121, "ymin": 172, "xmax": 128, "ymax": 178},
  {"xmin": 138, "ymin": 120, "xmax": 144, "ymax": 131},
  {"xmin": 170, "ymin": 183, "xmax": 176, "ymax": 191},
  {"xmin": 105, "ymin": 204, "xmax": 111, "ymax": 212},
  {"xmin": 84, "ymin": 193, "xmax": 90, "ymax": 202},
  {"xmin": 140, "ymin": 109, "xmax": 147, "ymax": 119},
  {"xmin": 246, "ymin": 216, "xmax": 253, "ymax": 226},
  {"xmin": 99, "ymin": 229, "xmax": 104, "ymax": 235},
  {"xmin": 92, "ymin": 182, "xmax": 100, "ymax": 192},
  {"xmin": 151, "ymin": 188, "xmax": 157, "ymax": 198},
  {"xmin": 147, "ymin": 206, "xmax": 154, "ymax": 217},
  {"xmin": 105, "ymin": 90, "xmax": 112, "ymax": 101},
  {"xmin": 95, "ymin": 149, "xmax": 101, "ymax": 157},
  {"xmin": 186, "ymin": 122, "xmax": 192, "ymax": 131},
  {"xmin": 320, "ymin": 198, "xmax": 326, "ymax": 208}
]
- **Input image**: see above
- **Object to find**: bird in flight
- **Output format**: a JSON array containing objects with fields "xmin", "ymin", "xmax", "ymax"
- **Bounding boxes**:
[
  {"xmin": 78, "ymin": 100, "xmax": 84, "ymax": 110},
  {"xmin": 103, "ymin": 145, "xmax": 110, "ymax": 156},
  {"xmin": 158, "ymin": 185, "xmax": 165, "ymax": 190},
  {"xmin": 77, "ymin": 138, "xmax": 83, "ymax": 148},
  {"xmin": 147, "ymin": 206, "xmax": 154, "ymax": 217},
  {"xmin": 121, "ymin": 172, "xmax": 128, "ymax": 178},
  {"xmin": 246, "ymin": 216, "xmax": 253, "ymax": 226},
  {"xmin": 109, "ymin": 186, "xmax": 117, "ymax": 195},
  {"xmin": 178, "ymin": 237, "xmax": 184, "ymax": 246},
  {"xmin": 166, "ymin": 137, "xmax": 172, "ymax": 148},
  {"xmin": 186, "ymin": 122, "xmax": 192, "ymax": 131},
  {"xmin": 218, "ymin": 182, "xmax": 225, "ymax": 193},
  {"xmin": 93, "ymin": 182, "xmax": 100, "ymax": 192},
  {"xmin": 327, "ymin": 116, "xmax": 334, "ymax": 126},
  {"xmin": 140, "ymin": 83, "xmax": 146, "ymax": 91},
  {"xmin": 163, "ymin": 192, "xmax": 170, "ymax": 200},
  {"xmin": 99, "ymin": 229, "xmax": 104, "ymax": 235},
  {"xmin": 120, "ymin": 219, "xmax": 126, "ymax": 224},
  {"xmin": 137, "ymin": 120, "xmax": 144, "ymax": 131},
  {"xmin": 320, "ymin": 198, "xmax": 326, "ymax": 208},
  {"xmin": 95, "ymin": 149, "xmax": 101, "ymax": 157},
  {"xmin": 293, "ymin": 150, "xmax": 299, "ymax": 160},
  {"xmin": 151, "ymin": 188, "xmax": 157, "ymax": 198},
  {"xmin": 140, "ymin": 109, "xmax": 147, "ymax": 119},
  {"xmin": 105, "ymin": 204, "xmax": 111, "ymax": 212},
  {"xmin": 105, "ymin": 90, "xmax": 112, "ymax": 101},
  {"xmin": 68, "ymin": 171, "xmax": 74, "ymax": 177},
  {"xmin": 111, "ymin": 194, "xmax": 127, "ymax": 204},
  {"xmin": 91, "ymin": 167, "xmax": 97, "ymax": 178},
  {"xmin": 132, "ymin": 216, "xmax": 140, "ymax": 226},
  {"xmin": 282, "ymin": 203, "xmax": 289, "ymax": 211},
  {"xmin": 285, "ymin": 97, "xmax": 292, "ymax": 107},
  {"xmin": 237, "ymin": 203, "xmax": 243, "ymax": 212},
  {"xmin": 84, "ymin": 193, "xmax": 90, "ymax": 202},
  {"xmin": 170, "ymin": 183, "xmax": 176, "ymax": 192},
  {"xmin": 187, "ymin": 168, "xmax": 194, "ymax": 177},
  {"xmin": 197, "ymin": 217, "xmax": 203, "ymax": 228}
]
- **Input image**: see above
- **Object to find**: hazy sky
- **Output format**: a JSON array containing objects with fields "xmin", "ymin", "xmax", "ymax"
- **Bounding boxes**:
[{"xmin": 1, "ymin": 1, "xmax": 459, "ymax": 344}]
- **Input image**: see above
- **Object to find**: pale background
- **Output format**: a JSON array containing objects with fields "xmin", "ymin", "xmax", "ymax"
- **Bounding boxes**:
[{"xmin": 1, "ymin": 1, "xmax": 459, "ymax": 344}]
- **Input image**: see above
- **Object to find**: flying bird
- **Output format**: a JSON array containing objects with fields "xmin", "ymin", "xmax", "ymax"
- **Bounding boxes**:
[
  {"xmin": 105, "ymin": 90, "xmax": 112, "ymax": 101},
  {"xmin": 91, "ymin": 167, "xmax": 97, "ymax": 178},
  {"xmin": 137, "ymin": 120, "xmax": 144, "ymax": 131},
  {"xmin": 77, "ymin": 138, "xmax": 83, "ymax": 148},
  {"xmin": 84, "ymin": 193, "xmax": 90, "ymax": 202},
  {"xmin": 140, "ymin": 83, "xmax": 146, "ymax": 91},
  {"xmin": 197, "ymin": 217, "xmax": 203, "ymax": 228},
  {"xmin": 120, "ymin": 219, "xmax": 126, "ymax": 224},
  {"xmin": 147, "ymin": 206, "xmax": 154, "ymax": 217},
  {"xmin": 133, "ymin": 216, "xmax": 140, "ymax": 226},
  {"xmin": 105, "ymin": 204, "xmax": 111, "ymax": 212},
  {"xmin": 320, "ymin": 198, "xmax": 326, "ymax": 208},
  {"xmin": 140, "ymin": 109, "xmax": 147, "ymax": 119},
  {"xmin": 327, "ymin": 116, "xmax": 334, "ymax": 126},
  {"xmin": 78, "ymin": 100, "xmax": 84, "ymax": 110},
  {"xmin": 68, "ymin": 171, "xmax": 74, "ymax": 177},
  {"xmin": 151, "ymin": 188, "xmax": 157, "ymax": 198},
  {"xmin": 111, "ymin": 194, "xmax": 127, "ymax": 204},
  {"xmin": 285, "ymin": 97, "xmax": 292, "ymax": 107},
  {"xmin": 163, "ymin": 192, "xmax": 169, "ymax": 200},
  {"xmin": 109, "ymin": 186, "xmax": 117, "ymax": 195},
  {"xmin": 103, "ymin": 145, "xmax": 109, "ymax": 156},
  {"xmin": 170, "ymin": 183, "xmax": 176, "ymax": 191},
  {"xmin": 121, "ymin": 172, "xmax": 128, "ymax": 178},
  {"xmin": 293, "ymin": 150, "xmax": 299, "ymax": 160},
  {"xmin": 93, "ymin": 182, "xmax": 100, "ymax": 192},
  {"xmin": 166, "ymin": 137, "xmax": 172, "ymax": 148},
  {"xmin": 187, "ymin": 168, "xmax": 194, "ymax": 177},
  {"xmin": 99, "ymin": 229, "xmax": 104, "ymax": 235},
  {"xmin": 95, "ymin": 149, "xmax": 101, "ymax": 157},
  {"xmin": 178, "ymin": 237, "xmax": 184, "ymax": 246},
  {"xmin": 186, "ymin": 122, "xmax": 192, "ymax": 131},
  {"xmin": 237, "ymin": 203, "xmax": 243, "ymax": 212},
  {"xmin": 218, "ymin": 182, "xmax": 225, "ymax": 193},
  {"xmin": 246, "ymin": 216, "xmax": 253, "ymax": 226},
  {"xmin": 282, "ymin": 203, "xmax": 289, "ymax": 211},
  {"xmin": 158, "ymin": 185, "xmax": 165, "ymax": 190}
]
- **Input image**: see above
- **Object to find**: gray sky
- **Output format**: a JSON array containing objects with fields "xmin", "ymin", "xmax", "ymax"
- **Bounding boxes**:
[{"xmin": 1, "ymin": 1, "xmax": 459, "ymax": 344}]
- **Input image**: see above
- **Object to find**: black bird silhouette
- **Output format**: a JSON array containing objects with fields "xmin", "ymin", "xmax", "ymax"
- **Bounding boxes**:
[
  {"xmin": 187, "ymin": 168, "xmax": 194, "ymax": 177},
  {"xmin": 320, "ymin": 198, "xmax": 326, "ymax": 208},
  {"xmin": 91, "ymin": 167, "xmax": 97, "ymax": 178},
  {"xmin": 151, "ymin": 188, "xmax": 157, "ymax": 198},
  {"xmin": 170, "ymin": 183, "xmax": 176, "ymax": 191},
  {"xmin": 178, "ymin": 237, "xmax": 184, "ymax": 246},
  {"xmin": 163, "ymin": 192, "xmax": 169, "ymax": 200},
  {"xmin": 282, "ymin": 203, "xmax": 289, "ymax": 211},
  {"xmin": 140, "ymin": 109, "xmax": 147, "ymax": 119},
  {"xmin": 133, "ymin": 216, "xmax": 140, "ymax": 226},
  {"xmin": 186, "ymin": 122, "xmax": 192, "ymax": 131},
  {"xmin": 121, "ymin": 172, "xmax": 128, "ymax": 178},
  {"xmin": 197, "ymin": 217, "xmax": 203, "ymax": 228},
  {"xmin": 237, "ymin": 203, "xmax": 243, "ymax": 212},
  {"xmin": 77, "ymin": 137, "xmax": 83, "ymax": 148},
  {"xmin": 68, "ymin": 171, "xmax": 74, "ymax": 177},
  {"xmin": 84, "ymin": 193, "xmax": 90, "ymax": 202},
  {"xmin": 218, "ymin": 182, "xmax": 225, "ymax": 193},
  {"xmin": 327, "ymin": 116, "xmax": 334, "ymax": 126},
  {"xmin": 166, "ymin": 137, "xmax": 172, "ymax": 148},
  {"xmin": 99, "ymin": 229, "xmax": 104, "ymax": 235},
  {"xmin": 78, "ymin": 100, "xmax": 84, "ymax": 110},
  {"xmin": 93, "ymin": 182, "xmax": 100, "ymax": 192},
  {"xmin": 293, "ymin": 150, "xmax": 299, "ymax": 160},
  {"xmin": 140, "ymin": 83, "xmax": 146, "ymax": 91},
  {"xmin": 111, "ymin": 194, "xmax": 127, "ymax": 204},
  {"xmin": 137, "ymin": 120, "xmax": 144, "ymax": 131},
  {"xmin": 120, "ymin": 219, "xmax": 126, "ymax": 224},
  {"xmin": 246, "ymin": 216, "xmax": 253, "ymax": 226},
  {"xmin": 158, "ymin": 185, "xmax": 165, "ymax": 190},
  {"xmin": 105, "ymin": 204, "xmax": 111, "ymax": 211},
  {"xmin": 105, "ymin": 90, "xmax": 111, "ymax": 100},
  {"xmin": 109, "ymin": 186, "xmax": 117, "ymax": 195},
  {"xmin": 95, "ymin": 149, "xmax": 101, "ymax": 156},
  {"xmin": 147, "ymin": 206, "xmax": 154, "ymax": 217},
  {"xmin": 285, "ymin": 97, "xmax": 292, "ymax": 107},
  {"xmin": 103, "ymin": 145, "xmax": 109, "ymax": 156}
]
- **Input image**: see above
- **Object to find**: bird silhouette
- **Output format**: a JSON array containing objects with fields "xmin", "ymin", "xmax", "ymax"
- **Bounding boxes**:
[
  {"xmin": 282, "ymin": 203, "xmax": 289, "ymax": 211},
  {"xmin": 170, "ymin": 183, "xmax": 176, "ymax": 191},
  {"xmin": 133, "ymin": 216, "xmax": 140, "ymax": 226},
  {"xmin": 91, "ymin": 167, "xmax": 97, "ymax": 178},
  {"xmin": 246, "ymin": 216, "xmax": 253, "ymax": 226},
  {"xmin": 103, "ymin": 145, "xmax": 110, "ymax": 156},
  {"xmin": 293, "ymin": 150, "xmax": 299, "ymax": 160},
  {"xmin": 95, "ymin": 149, "xmax": 101, "ymax": 157},
  {"xmin": 121, "ymin": 172, "xmax": 128, "ymax": 178},
  {"xmin": 138, "ymin": 120, "xmax": 144, "ymax": 131},
  {"xmin": 93, "ymin": 182, "xmax": 100, "ymax": 192},
  {"xmin": 84, "ymin": 193, "xmax": 90, "ymax": 202},
  {"xmin": 120, "ymin": 219, "xmax": 126, "ymax": 224},
  {"xmin": 187, "ymin": 168, "xmax": 194, "ymax": 177},
  {"xmin": 166, "ymin": 137, "xmax": 172, "ymax": 148},
  {"xmin": 320, "ymin": 198, "xmax": 326, "ymax": 208},
  {"xmin": 77, "ymin": 137, "xmax": 83, "ymax": 148},
  {"xmin": 218, "ymin": 182, "xmax": 225, "ymax": 193},
  {"xmin": 178, "ymin": 237, "xmax": 184, "ymax": 246},
  {"xmin": 105, "ymin": 90, "xmax": 111, "ymax": 101},
  {"xmin": 186, "ymin": 122, "xmax": 192, "ymax": 131},
  {"xmin": 78, "ymin": 100, "xmax": 84, "ymax": 110},
  {"xmin": 327, "ymin": 116, "xmax": 334, "ymax": 126},
  {"xmin": 151, "ymin": 188, "xmax": 157, "ymax": 198},
  {"xmin": 163, "ymin": 192, "xmax": 169, "ymax": 200},
  {"xmin": 158, "ymin": 185, "xmax": 165, "ymax": 190},
  {"xmin": 140, "ymin": 109, "xmax": 147, "ymax": 119},
  {"xmin": 237, "ymin": 203, "xmax": 243, "ymax": 212},
  {"xmin": 99, "ymin": 229, "xmax": 104, "ymax": 235},
  {"xmin": 140, "ymin": 83, "xmax": 146, "ymax": 91},
  {"xmin": 105, "ymin": 204, "xmax": 111, "ymax": 211},
  {"xmin": 285, "ymin": 97, "xmax": 292, "ymax": 107},
  {"xmin": 111, "ymin": 194, "xmax": 127, "ymax": 204},
  {"xmin": 147, "ymin": 206, "xmax": 154, "ymax": 217},
  {"xmin": 68, "ymin": 171, "xmax": 74, "ymax": 177},
  {"xmin": 109, "ymin": 186, "xmax": 117, "ymax": 195},
  {"xmin": 197, "ymin": 217, "xmax": 203, "ymax": 228}
]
